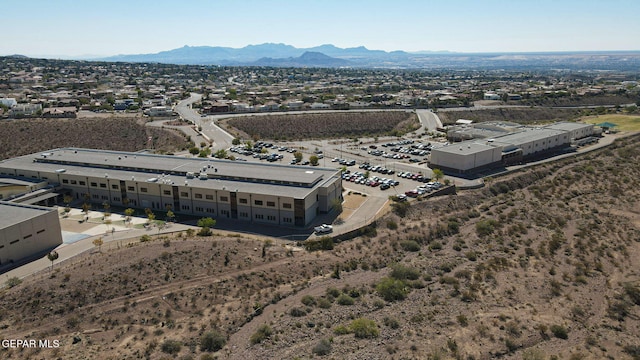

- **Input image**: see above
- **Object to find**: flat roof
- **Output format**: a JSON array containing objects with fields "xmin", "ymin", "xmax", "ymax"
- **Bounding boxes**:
[
  {"xmin": 0, "ymin": 148, "xmax": 341, "ymax": 199},
  {"xmin": 0, "ymin": 201, "xmax": 56, "ymax": 229},
  {"xmin": 544, "ymin": 122, "xmax": 593, "ymax": 132},
  {"xmin": 434, "ymin": 142, "xmax": 497, "ymax": 156},
  {"xmin": 491, "ymin": 128, "xmax": 566, "ymax": 146}
]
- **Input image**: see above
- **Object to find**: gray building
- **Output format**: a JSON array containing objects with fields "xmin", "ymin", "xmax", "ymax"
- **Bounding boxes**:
[
  {"xmin": 0, "ymin": 201, "xmax": 62, "ymax": 267},
  {"xmin": 0, "ymin": 148, "xmax": 343, "ymax": 228},
  {"xmin": 431, "ymin": 122, "xmax": 595, "ymax": 174}
]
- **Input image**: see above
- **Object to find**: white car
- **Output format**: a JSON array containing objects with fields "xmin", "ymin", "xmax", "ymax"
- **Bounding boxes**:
[{"xmin": 314, "ymin": 224, "xmax": 333, "ymax": 234}]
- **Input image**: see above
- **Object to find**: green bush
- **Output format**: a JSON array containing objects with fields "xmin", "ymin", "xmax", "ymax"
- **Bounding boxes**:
[
  {"xmin": 317, "ymin": 297, "xmax": 332, "ymax": 309},
  {"xmin": 550, "ymin": 324, "xmax": 568, "ymax": 339},
  {"xmin": 390, "ymin": 264, "xmax": 421, "ymax": 281},
  {"xmin": 161, "ymin": 339, "xmax": 182, "ymax": 354},
  {"xmin": 250, "ymin": 324, "xmax": 273, "ymax": 344},
  {"xmin": 350, "ymin": 318, "xmax": 379, "ymax": 339},
  {"xmin": 376, "ymin": 277, "xmax": 409, "ymax": 302},
  {"xmin": 301, "ymin": 295, "xmax": 316, "ymax": 306},
  {"xmin": 476, "ymin": 218, "xmax": 498, "ymax": 237},
  {"xmin": 336, "ymin": 294, "xmax": 355, "ymax": 305},
  {"xmin": 400, "ymin": 240, "xmax": 420, "ymax": 252},
  {"xmin": 333, "ymin": 325, "xmax": 350, "ymax": 335},
  {"xmin": 200, "ymin": 330, "xmax": 226, "ymax": 352},
  {"xmin": 383, "ymin": 316, "xmax": 400, "ymax": 329}
]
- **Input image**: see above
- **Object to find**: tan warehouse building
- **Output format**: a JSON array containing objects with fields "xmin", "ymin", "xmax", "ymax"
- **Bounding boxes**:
[
  {"xmin": 0, "ymin": 201, "xmax": 62, "ymax": 267},
  {"xmin": 0, "ymin": 148, "xmax": 343, "ymax": 228}
]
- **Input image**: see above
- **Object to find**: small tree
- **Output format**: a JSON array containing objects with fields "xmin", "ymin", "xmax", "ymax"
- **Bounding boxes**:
[
  {"xmin": 432, "ymin": 168, "xmax": 444, "ymax": 182},
  {"xmin": 309, "ymin": 155, "xmax": 319, "ymax": 166},
  {"xmin": 293, "ymin": 151, "xmax": 303, "ymax": 163},
  {"xmin": 166, "ymin": 210, "xmax": 175, "ymax": 222},
  {"xmin": 124, "ymin": 208, "xmax": 135, "ymax": 224},
  {"xmin": 47, "ymin": 251, "xmax": 59, "ymax": 271},
  {"xmin": 200, "ymin": 330, "xmax": 227, "ymax": 352},
  {"xmin": 232, "ymin": 137, "xmax": 241, "ymax": 145},
  {"xmin": 63, "ymin": 195, "xmax": 73, "ymax": 214},
  {"xmin": 82, "ymin": 202, "xmax": 91, "ymax": 219},
  {"xmin": 198, "ymin": 217, "xmax": 216, "ymax": 236},
  {"xmin": 92, "ymin": 237, "xmax": 103, "ymax": 252}
]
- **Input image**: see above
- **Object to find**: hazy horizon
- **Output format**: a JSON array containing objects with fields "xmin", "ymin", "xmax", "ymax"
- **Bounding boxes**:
[{"xmin": 2, "ymin": 0, "xmax": 639, "ymax": 58}]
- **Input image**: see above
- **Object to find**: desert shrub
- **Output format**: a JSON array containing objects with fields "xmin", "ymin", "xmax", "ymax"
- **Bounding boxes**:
[
  {"xmin": 465, "ymin": 251, "xmax": 478, "ymax": 261},
  {"xmin": 140, "ymin": 234, "xmax": 151, "ymax": 242},
  {"xmin": 5, "ymin": 277, "xmax": 22, "ymax": 288},
  {"xmin": 550, "ymin": 324, "xmax": 568, "ymax": 339},
  {"xmin": 476, "ymin": 218, "xmax": 498, "ymax": 237},
  {"xmin": 624, "ymin": 283, "xmax": 640, "ymax": 305},
  {"xmin": 200, "ymin": 330, "xmax": 226, "ymax": 352},
  {"xmin": 336, "ymin": 294, "xmax": 355, "ymax": 306},
  {"xmin": 301, "ymin": 295, "xmax": 316, "ymax": 307},
  {"xmin": 333, "ymin": 325, "xmax": 350, "ymax": 335},
  {"xmin": 383, "ymin": 316, "xmax": 400, "ymax": 329},
  {"xmin": 391, "ymin": 201, "xmax": 411, "ymax": 218},
  {"xmin": 456, "ymin": 314, "xmax": 469, "ymax": 327},
  {"xmin": 623, "ymin": 344, "xmax": 640, "ymax": 359},
  {"xmin": 289, "ymin": 307, "xmax": 307, "ymax": 317},
  {"xmin": 400, "ymin": 240, "xmax": 420, "ymax": 252},
  {"xmin": 390, "ymin": 264, "xmax": 421, "ymax": 281},
  {"xmin": 250, "ymin": 324, "xmax": 273, "ymax": 344},
  {"xmin": 376, "ymin": 277, "xmax": 409, "ymax": 302},
  {"xmin": 312, "ymin": 339, "xmax": 332, "ymax": 356},
  {"xmin": 350, "ymin": 318, "xmax": 379, "ymax": 339},
  {"xmin": 317, "ymin": 297, "xmax": 332, "ymax": 309},
  {"xmin": 386, "ymin": 220, "xmax": 398, "ymax": 230},
  {"xmin": 326, "ymin": 287, "xmax": 341, "ymax": 299},
  {"xmin": 161, "ymin": 339, "xmax": 182, "ymax": 354},
  {"xmin": 304, "ymin": 236, "xmax": 334, "ymax": 251}
]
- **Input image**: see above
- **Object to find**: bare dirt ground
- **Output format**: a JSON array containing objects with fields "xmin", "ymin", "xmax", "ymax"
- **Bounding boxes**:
[{"xmin": 1, "ymin": 135, "xmax": 640, "ymax": 360}]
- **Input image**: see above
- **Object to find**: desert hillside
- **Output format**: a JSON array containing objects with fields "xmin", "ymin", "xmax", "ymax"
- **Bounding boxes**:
[{"xmin": 1, "ymin": 135, "xmax": 639, "ymax": 360}]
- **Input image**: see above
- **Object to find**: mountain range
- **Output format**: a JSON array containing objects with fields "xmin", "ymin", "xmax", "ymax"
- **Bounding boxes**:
[{"xmin": 97, "ymin": 43, "xmax": 640, "ymax": 70}]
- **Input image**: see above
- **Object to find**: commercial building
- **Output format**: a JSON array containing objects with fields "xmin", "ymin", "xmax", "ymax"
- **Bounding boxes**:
[
  {"xmin": 430, "ymin": 122, "xmax": 596, "ymax": 174},
  {"xmin": 0, "ymin": 201, "xmax": 62, "ymax": 267},
  {"xmin": 0, "ymin": 148, "xmax": 343, "ymax": 228}
]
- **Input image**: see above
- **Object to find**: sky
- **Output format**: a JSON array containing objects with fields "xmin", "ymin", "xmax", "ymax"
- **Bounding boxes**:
[{"xmin": 2, "ymin": 0, "xmax": 639, "ymax": 58}]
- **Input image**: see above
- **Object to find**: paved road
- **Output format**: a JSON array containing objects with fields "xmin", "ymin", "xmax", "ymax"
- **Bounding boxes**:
[
  {"xmin": 175, "ymin": 94, "xmax": 235, "ymax": 150},
  {"xmin": 416, "ymin": 109, "xmax": 443, "ymax": 131}
]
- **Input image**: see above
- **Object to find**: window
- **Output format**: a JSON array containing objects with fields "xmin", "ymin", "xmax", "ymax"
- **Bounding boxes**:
[
  {"xmin": 70, "ymin": 180, "xmax": 77, "ymax": 185},
  {"xmin": 101, "ymin": 195, "xmax": 108, "ymax": 200},
  {"xmin": 90, "ymin": 182, "xmax": 97, "ymax": 187},
  {"xmin": 267, "ymin": 215, "xmax": 276, "ymax": 221},
  {"xmin": 221, "ymin": 210, "xmax": 229, "ymax": 216},
  {"xmin": 195, "ymin": 206, "xmax": 204, "ymax": 212},
  {"xmin": 37, "ymin": 229, "xmax": 45, "ymax": 234},
  {"xmin": 267, "ymin": 201, "xmax": 275, "ymax": 207},
  {"xmin": 23, "ymin": 234, "xmax": 32, "ymax": 239},
  {"xmin": 181, "ymin": 205, "xmax": 190, "ymax": 210},
  {"xmin": 181, "ymin": 192, "xmax": 189, "ymax": 197},
  {"xmin": 79, "ymin": 181, "xmax": 86, "ymax": 186},
  {"xmin": 255, "ymin": 214, "xmax": 264, "ymax": 219},
  {"xmin": 163, "ymin": 190, "xmax": 171, "ymax": 195},
  {"xmin": 140, "ymin": 187, "xmax": 148, "ymax": 193},
  {"xmin": 62, "ymin": 179, "xmax": 69, "ymax": 184},
  {"xmin": 220, "ymin": 196, "xmax": 228, "ymax": 202},
  {"xmin": 92, "ymin": 194, "xmax": 100, "ymax": 199},
  {"xmin": 206, "ymin": 208, "xmax": 215, "ymax": 213},
  {"xmin": 100, "ymin": 183, "xmax": 107, "ymax": 188},
  {"xmin": 254, "ymin": 200, "xmax": 263, "ymax": 206},
  {"xmin": 127, "ymin": 186, "xmax": 135, "ymax": 191},
  {"xmin": 195, "ymin": 193, "xmax": 203, "ymax": 199},
  {"xmin": 205, "ymin": 194, "xmax": 214, "ymax": 200},
  {"xmin": 111, "ymin": 184, "xmax": 119, "ymax": 189},
  {"xmin": 113, "ymin": 196, "xmax": 120, "ymax": 202},
  {"xmin": 239, "ymin": 198, "xmax": 248, "ymax": 204},
  {"xmin": 240, "ymin": 212, "xmax": 248, "ymax": 218},
  {"xmin": 9, "ymin": 239, "xmax": 19, "ymax": 245},
  {"xmin": 283, "ymin": 217, "xmax": 292, "ymax": 223},
  {"xmin": 283, "ymin": 203, "xmax": 292, "ymax": 209}
]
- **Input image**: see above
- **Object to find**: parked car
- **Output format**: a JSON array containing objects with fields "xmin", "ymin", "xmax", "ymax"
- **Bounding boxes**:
[{"xmin": 314, "ymin": 224, "xmax": 333, "ymax": 234}]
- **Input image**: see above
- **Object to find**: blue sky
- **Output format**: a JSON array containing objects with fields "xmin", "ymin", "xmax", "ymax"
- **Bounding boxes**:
[{"xmin": 2, "ymin": 0, "xmax": 639, "ymax": 58}]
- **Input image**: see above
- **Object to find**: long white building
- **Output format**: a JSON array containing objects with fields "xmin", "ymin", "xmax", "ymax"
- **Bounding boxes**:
[{"xmin": 0, "ymin": 148, "xmax": 342, "ymax": 228}]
